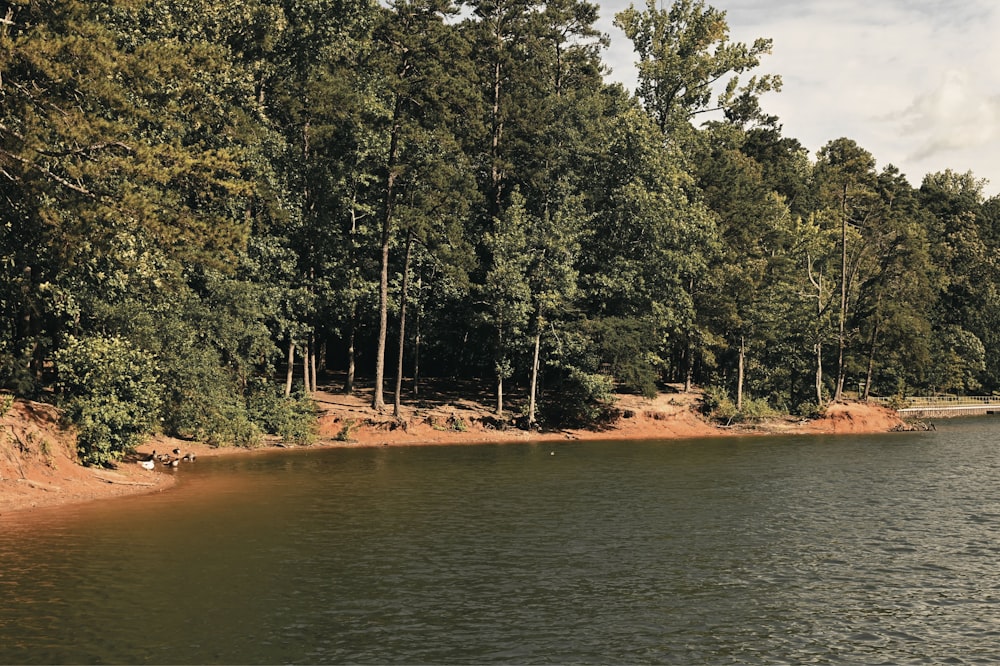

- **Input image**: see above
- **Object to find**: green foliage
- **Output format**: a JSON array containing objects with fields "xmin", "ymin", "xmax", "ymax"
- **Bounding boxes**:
[
  {"xmin": 54, "ymin": 336, "xmax": 162, "ymax": 467},
  {"xmin": 886, "ymin": 395, "xmax": 909, "ymax": 411},
  {"xmin": 541, "ymin": 367, "xmax": 616, "ymax": 427},
  {"xmin": 247, "ymin": 380, "xmax": 317, "ymax": 446},
  {"xmin": 702, "ymin": 386, "xmax": 777, "ymax": 423},
  {"xmin": 795, "ymin": 401, "xmax": 826, "ymax": 419},
  {"xmin": 335, "ymin": 420, "xmax": 357, "ymax": 442},
  {"xmin": 615, "ymin": 0, "xmax": 780, "ymax": 131},
  {"xmin": 928, "ymin": 326, "xmax": 986, "ymax": 394},
  {"xmin": 582, "ymin": 317, "xmax": 662, "ymax": 398},
  {"xmin": 701, "ymin": 385, "xmax": 737, "ymax": 422},
  {"xmin": 5, "ymin": 0, "xmax": 1000, "ymax": 447},
  {"xmin": 739, "ymin": 397, "xmax": 779, "ymax": 421},
  {"xmin": 0, "ymin": 393, "xmax": 12, "ymax": 417}
]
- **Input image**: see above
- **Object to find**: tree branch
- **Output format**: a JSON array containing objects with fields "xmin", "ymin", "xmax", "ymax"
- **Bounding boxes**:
[
  {"xmin": 0, "ymin": 147, "xmax": 95, "ymax": 197},
  {"xmin": 36, "ymin": 141, "xmax": 134, "ymax": 159}
]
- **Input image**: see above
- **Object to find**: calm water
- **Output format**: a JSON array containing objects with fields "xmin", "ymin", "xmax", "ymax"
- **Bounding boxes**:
[{"xmin": 3, "ymin": 420, "xmax": 1000, "ymax": 664}]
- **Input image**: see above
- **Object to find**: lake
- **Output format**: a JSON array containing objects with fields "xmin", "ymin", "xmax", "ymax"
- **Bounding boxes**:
[{"xmin": 3, "ymin": 419, "xmax": 1000, "ymax": 664}]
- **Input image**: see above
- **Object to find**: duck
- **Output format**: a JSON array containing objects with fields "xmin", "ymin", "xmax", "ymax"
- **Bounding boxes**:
[
  {"xmin": 138, "ymin": 459, "xmax": 155, "ymax": 470},
  {"xmin": 182, "ymin": 452, "xmax": 196, "ymax": 462}
]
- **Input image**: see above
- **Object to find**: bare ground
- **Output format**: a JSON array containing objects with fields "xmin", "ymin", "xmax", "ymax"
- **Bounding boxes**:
[{"xmin": 0, "ymin": 378, "xmax": 908, "ymax": 515}]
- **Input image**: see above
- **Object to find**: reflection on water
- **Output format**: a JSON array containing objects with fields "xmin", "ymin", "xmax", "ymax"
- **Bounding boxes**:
[{"xmin": 3, "ymin": 420, "xmax": 1000, "ymax": 663}]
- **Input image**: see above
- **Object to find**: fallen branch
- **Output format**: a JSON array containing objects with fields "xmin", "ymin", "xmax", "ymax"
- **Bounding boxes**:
[
  {"xmin": 16, "ymin": 478, "xmax": 61, "ymax": 492},
  {"xmin": 94, "ymin": 477, "xmax": 157, "ymax": 487}
]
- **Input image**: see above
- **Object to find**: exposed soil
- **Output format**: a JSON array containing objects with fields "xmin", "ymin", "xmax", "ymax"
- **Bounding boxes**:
[
  {"xmin": 0, "ymin": 379, "xmax": 909, "ymax": 516},
  {"xmin": 0, "ymin": 399, "xmax": 175, "ymax": 515}
]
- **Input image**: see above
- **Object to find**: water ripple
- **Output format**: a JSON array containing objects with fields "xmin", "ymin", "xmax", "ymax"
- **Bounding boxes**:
[{"xmin": 3, "ymin": 422, "xmax": 1000, "ymax": 662}]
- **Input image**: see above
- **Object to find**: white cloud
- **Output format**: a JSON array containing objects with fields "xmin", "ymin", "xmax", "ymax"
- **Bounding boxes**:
[
  {"xmin": 597, "ymin": 0, "xmax": 1000, "ymax": 194},
  {"xmin": 893, "ymin": 69, "xmax": 1000, "ymax": 161}
]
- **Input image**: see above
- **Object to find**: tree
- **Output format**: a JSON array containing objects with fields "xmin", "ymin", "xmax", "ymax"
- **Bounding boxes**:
[
  {"xmin": 482, "ymin": 192, "xmax": 532, "ymax": 416},
  {"xmin": 814, "ymin": 138, "xmax": 879, "ymax": 401},
  {"xmin": 919, "ymin": 170, "xmax": 997, "ymax": 393},
  {"xmin": 614, "ymin": 0, "xmax": 780, "ymax": 133},
  {"xmin": 694, "ymin": 124, "xmax": 791, "ymax": 411},
  {"xmin": 580, "ymin": 99, "xmax": 716, "ymax": 391},
  {"xmin": 524, "ymin": 191, "xmax": 583, "ymax": 425},
  {"xmin": 368, "ymin": 0, "xmax": 480, "ymax": 412}
]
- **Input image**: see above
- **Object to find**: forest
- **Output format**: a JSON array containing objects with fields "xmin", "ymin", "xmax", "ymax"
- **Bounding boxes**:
[{"xmin": 3, "ymin": 0, "xmax": 1000, "ymax": 465}]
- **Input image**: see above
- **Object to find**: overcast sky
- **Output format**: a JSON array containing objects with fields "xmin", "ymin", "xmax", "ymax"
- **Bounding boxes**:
[{"xmin": 596, "ymin": 0, "xmax": 1000, "ymax": 195}]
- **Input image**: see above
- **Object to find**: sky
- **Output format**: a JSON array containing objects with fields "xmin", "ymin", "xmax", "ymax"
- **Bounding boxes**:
[{"xmin": 596, "ymin": 0, "xmax": 1000, "ymax": 196}]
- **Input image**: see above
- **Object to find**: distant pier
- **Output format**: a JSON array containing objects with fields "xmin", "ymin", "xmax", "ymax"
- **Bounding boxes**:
[{"xmin": 869, "ymin": 396, "xmax": 1000, "ymax": 419}]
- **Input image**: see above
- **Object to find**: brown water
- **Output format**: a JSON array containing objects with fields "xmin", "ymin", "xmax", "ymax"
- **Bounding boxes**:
[{"xmin": 3, "ymin": 421, "xmax": 1000, "ymax": 663}]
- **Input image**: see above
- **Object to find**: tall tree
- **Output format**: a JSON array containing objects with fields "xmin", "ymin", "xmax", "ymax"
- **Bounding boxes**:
[
  {"xmin": 614, "ymin": 0, "xmax": 780, "ymax": 134},
  {"xmin": 814, "ymin": 138, "xmax": 879, "ymax": 401},
  {"xmin": 370, "ymin": 0, "xmax": 478, "ymax": 411}
]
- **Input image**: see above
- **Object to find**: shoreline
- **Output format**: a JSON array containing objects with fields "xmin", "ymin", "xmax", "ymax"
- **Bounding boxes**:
[{"xmin": 1, "ymin": 392, "xmax": 909, "ymax": 516}]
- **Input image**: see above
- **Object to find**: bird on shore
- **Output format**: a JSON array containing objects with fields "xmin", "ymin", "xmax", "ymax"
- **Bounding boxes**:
[{"xmin": 138, "ymin": 459, "xmax": 155, "ymax": 470}]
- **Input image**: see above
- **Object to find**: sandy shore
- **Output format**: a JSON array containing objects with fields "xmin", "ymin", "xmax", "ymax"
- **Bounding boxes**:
[{"xmin": 0, "ymin": 389, "xmax": 909, "ymax": 516}]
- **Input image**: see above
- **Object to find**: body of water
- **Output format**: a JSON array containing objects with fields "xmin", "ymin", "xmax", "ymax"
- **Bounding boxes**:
[{"xmin": 3, "ymin": 419, "xmax": 1000, "ymax": 663}]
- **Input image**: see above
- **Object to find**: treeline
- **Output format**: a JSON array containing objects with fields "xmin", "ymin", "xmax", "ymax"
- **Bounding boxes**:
[{"xmin": 3, "ymin": 0, "xmax": 999, "ymax": 463}]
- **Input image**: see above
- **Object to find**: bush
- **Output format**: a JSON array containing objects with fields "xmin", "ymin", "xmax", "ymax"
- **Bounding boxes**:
[
  {"xmin": 702, "ymin": 387, "xmax": 777, "ymax": 424},
  {"xmin": 541, "ymin": 367, "xmax": 617, "ymax": 427},
  {"xmin": 582, "ymin": 317, "xmax": 662, "ymax": 398},
  {"xmin": 55, "ymin": 335, "xmax": 162, "ymax": 467},
  {"xmin": 740, "ymin": 397, "xmax": 778, "ymax": 420},
  {"xmin": 795, "ymin": 401, "xmax": 826, "ymax": 419},
  {"xmin": 247, "ymin": 379, "xmax": 317, "ymax": 446},
  {"xmin": 702, "ymin": 386, "xmax": 737, "ymax": 422}
]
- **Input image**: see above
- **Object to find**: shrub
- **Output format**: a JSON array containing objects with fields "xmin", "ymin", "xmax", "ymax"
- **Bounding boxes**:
[
  {"xmin": 702, "ymin": 387, "xmax": 777, "ymax": 423},
  {"xmin": 541, "ymin": 367, "xmax": 617, "ymax": 427},
  {"xmin": 55, "ymin": 335, "xmax": 162, "ymax": 467},
  {"xmin": 335, "ymin": 419, "xmax": 356, "ymax": 442},
  {"xmin": 740, "ymin": 397, "xmax": 778, "ymax": 421},
  {"xmin": 247, "ymin": 379, "xmax": 317, "ymax": 446},
  {"xmin": 795, "ymin": 401, "xmax": 826, "ymax": 418},
  {"xmin": 702, "ymin": 385, "xmax": 737, "ymax": 422}
]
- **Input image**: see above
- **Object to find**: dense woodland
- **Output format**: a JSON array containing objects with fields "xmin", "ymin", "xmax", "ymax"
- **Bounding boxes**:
[{"xmin": 3, "ymin": 0, "xmax": 1000, "ymax": 464}]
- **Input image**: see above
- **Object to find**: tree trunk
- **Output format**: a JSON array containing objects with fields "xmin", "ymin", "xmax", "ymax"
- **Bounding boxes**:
[
  {"xmin": 815, "ymin": 341, "xmax": 823, "ymax": 405},
  {"xmin": 496, "ymin": 375, "xmax": 504, "ymax": 417},
  {"xmin": 344, "ymin": 306, "xmax": 356, "ymax": 394},
  {"xmin": 684, "ymin": 338, "xmax": 694, "ymax": 393},
  {"xmin": 835, "ymin": 183, "xmax": 848, "ymax": 401},
  {"xmin": 528, "ymin": 319, "xmax": 542, "ymax": 426},
  {"xmin": 413, "ymin": 277, "xmax": 422, "ymax": 399},
  {"xmin": 372, "ymin": 99, "xmax": 403, "ymax": 412},
  {"xmin": 807, "ymin": 254, "xmax": 825, "ymax": 405},
  {"xmin": 393, "ymin": 232, "xmax": 413, "ymax": 419},
  {"xmin": 489, "ymin": 14, "xmax": 505, "ymax": 217},
  {"xmin": 864, "ymin": 303, "xmax": 880, "ymax": 401},
  {"xmin": 303, "ymin": 338, "xmax": 313, "ymax": 394},
  {"xmin": 285, "ymin": 339, "xmax": 295, "ymax": 397},
  {"xmin": 310, "ymin": 335, "xmax": 319, "ymax": 391},
  {"xmin": 736, "ymin": 335, "xmax": 745, "ymax": 412}
]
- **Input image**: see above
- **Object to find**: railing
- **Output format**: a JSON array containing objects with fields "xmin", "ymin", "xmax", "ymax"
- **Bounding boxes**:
[{"xmin": 869, "ymin": 395, "xmax": 1000, "ymax": 408}]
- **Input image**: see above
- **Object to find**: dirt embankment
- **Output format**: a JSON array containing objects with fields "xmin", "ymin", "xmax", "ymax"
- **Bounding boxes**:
[
  {"xmin": 0, "ymin": 399, "xmax": 175, "ymax": 515},
  {"xmin": 1, "ymin": 386, "xmax": 909, "ymax": 516}
]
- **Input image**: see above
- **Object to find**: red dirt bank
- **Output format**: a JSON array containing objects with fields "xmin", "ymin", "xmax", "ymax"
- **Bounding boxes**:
[{"xmin": 1, "ymin": 388, "xmax": 907, "ymax": 516}]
